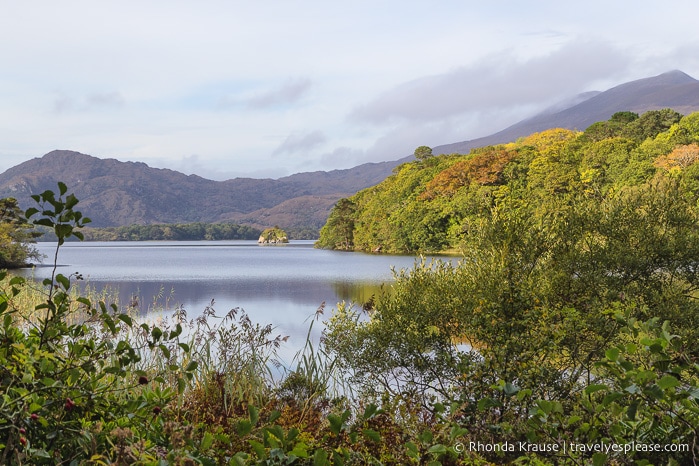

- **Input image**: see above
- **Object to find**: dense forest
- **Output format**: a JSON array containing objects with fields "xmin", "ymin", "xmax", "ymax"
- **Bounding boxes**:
[
  {"xmin": 32, "ymin": 223, "xmax": 323, "ymax": 243},
  {"xmin": 80, "ymin": 222, "xmax": 261, "ymax": 242},
  {"xmin": 35, "ymin": 223, "xmax": 322, "ymax": 243},
  {"xmin": 317, "ymin": 109, "xmax": 699, "ymax": 254}
]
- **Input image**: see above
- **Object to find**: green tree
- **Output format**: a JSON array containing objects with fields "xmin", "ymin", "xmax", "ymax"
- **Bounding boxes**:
[
  {"xmin": 326, "ymin": 170, "xmax": 699, "ymax": 419},
  {"xmin": 316, "ymin": 198, "xmax": 356, "ymax": 250},
  {"xmin": 0, "ymin": 197, "xmax": 42, "ymax": 269},
  {"xmin": 622, "ymin": 108, "xmax": 683, "ymax": 142},
  {"xmin": 413, "ymin": 145, "xmax": 433, "ymax": 160}
]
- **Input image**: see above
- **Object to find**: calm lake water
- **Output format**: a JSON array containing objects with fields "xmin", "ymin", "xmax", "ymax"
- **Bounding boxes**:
[{"xmin": 19, "ymin": 240, "xmax": 443, "ymax": 361}]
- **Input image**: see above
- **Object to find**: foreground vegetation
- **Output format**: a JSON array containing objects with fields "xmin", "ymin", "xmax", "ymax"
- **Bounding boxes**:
[{"xmin": 2, "ymin": 105, "xmax": 699, "ymax": 464}]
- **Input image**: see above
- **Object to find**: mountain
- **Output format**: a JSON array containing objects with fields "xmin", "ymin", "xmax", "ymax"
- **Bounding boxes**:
[
  {"xmin": 0, "ymin": 150, "xmax": 397, "ymax": 230},
  {"xmin": 432, "ymin": 70, "xmax": 699, "ymax": 155},
  {"xmin": 3, "ymin": 70, "xmax": 699, "ymax": 232}
]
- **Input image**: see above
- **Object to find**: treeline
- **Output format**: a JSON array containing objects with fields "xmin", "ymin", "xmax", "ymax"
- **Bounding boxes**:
[
  {"xmin": 81, "ymin": 222, "xmax": 261, "ymax": 241},
  {"xmin": 34, "ymin": 222, "xmax": 321, "ymax": 242},
  {"xmin": 317, "ymin": 108, "xmax": 699, "ymax": 253}
]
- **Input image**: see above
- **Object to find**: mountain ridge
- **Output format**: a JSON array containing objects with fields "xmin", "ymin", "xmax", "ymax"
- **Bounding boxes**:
[
  {"xmin": 3, "ymin": 70, "xmax": 699, "ymax": 231},
  {"xmin": 432, "ymin": 70, "xmax": 699, "ymax": 155}
]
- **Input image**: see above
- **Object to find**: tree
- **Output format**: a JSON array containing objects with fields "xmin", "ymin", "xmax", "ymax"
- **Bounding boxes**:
[
  {"xmin": 316, "ymin": 198, "xmax": 356, "ymax": 250},
  {"xmin": 413, "ymin": 145, "xmax": 433, "ymax": 161},
  {"xmin": 0, "ymin": 197, "xmax": 41, "ymax": 268},
  {"xmin": 610, "ymin": 110, "xmax": 639, "ymax": 123},
  {"xmin": 622, "ymin": 108, "xmax": 683, "ymax": 142}
]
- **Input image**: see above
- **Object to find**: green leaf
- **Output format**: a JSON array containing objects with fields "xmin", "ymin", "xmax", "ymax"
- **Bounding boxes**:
[
  {"xmin": 449, "ymin": 425, "xmax": 468, "ymax": 440},
  {"xmin": 503, "ymin": 382, "xmax": 519, "ymax": 396},
  {"xmin": 177, "ymin": 377, "xmax": 186, "ymax": 394},
  {"xmin": 427, "ymin": 444, "xmax": 447, "ymax": 455},
  {"xmin": 200, "ymin": 431, "xmax": 214, "ymax": 451},
  {"xmin": 117, "ymin": 314, "xmax": 133, "ymax": 327},
  {"xmin": 331, "ymin": 450, "xmax": 345, "ymax": 466},
  {"xmin": 477, "ymin": 397, "xmax": 502, "ymax": 410},
  {"xmin": 55, "ymin": 274, "xmax": 70, "ymax": 289},
  {"xmin": 9, "ymin": 276, "xmax": 24, "ymax": 286},
  {"xmin": 592, "ymin": 452, "xmax": 608, "ymax": 466},
  {"xmin": 644, "ymin": 384, "xmax": 665, "ymax": 400},
  {"xmin": 151, "ymin": 327, "xmax": 163, "ymax": 340},
  {"xmin": 236, "ymin": 420, "xmax": 253, "ymax": 437},
  {"xmin": 290, "ymin": 442, "xmax": 309, "ymax": 458},
  {"xmin": 313, "ymin": 449, "xmax": 329, "ymax": 466},
  {"xmin": 268, "ymin": 410, "xmax": 281, "ymax": 423},
  {"xmin": 55, "ymin": 224, "xmax": 73, "ymax": 239},
  {"xmin": 230, "ymin": 452, "xmax": 248, "ymax": 466},
  {"xmin": 77, "ymin": 297, "xmax": 91, "ymax": 306},
  {"xmin": 405, "ymin": 441, "xmax": 420, "ymax": 459},
  {"xmin": 362, "ymin": 403, "xmax": 379, "ymax": 420},
  {"xmin": 657, "ymin": 375, "xmax": 679, "ymax": 389},
  {"xmin": 605, "ymin": 347, "xmax": 620, "ymax": 361},
  {"xmin": 248, "ymin": 404, "xmax": 259, "ymax": 426},
  {"xmin": 65, "ymin": 193, "xmax": 79, "ymax": 209},
  {"xmin": 584, "ymin": 384, "xmax": 608, "ymax": 395},
  {"xmin": 327, "ymin": 413, "xmax": 344, "ymax": 435},
  {"xmin": 626, "ymin": 399, "xmax": 639, "ymax": 421},
  {"xmin": 418, "ymin": 429, "xmax": 434, "ymax": 443},
  {"xmin": 249, "ymin": 440, "xmax": 267, "ymax": 460},
  {"xmin": 362, "ymin": 429, "xmax": 381, "ymax": 442},
  {"xmin": 602, "ymin": 392, "xmax": 623, "ymax": 406},
  {"xmin": 41, "ymin": 377, "xmax": 57, "ymax": 387},
  {"xmin": 158, "ymin": 344, "xmax": 171, "ymax": 359}
]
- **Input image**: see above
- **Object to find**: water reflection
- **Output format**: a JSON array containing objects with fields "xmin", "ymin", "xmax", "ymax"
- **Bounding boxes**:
[{"xmin": 18, "ymin": 240, "xmax": 453, "ymax": 359}]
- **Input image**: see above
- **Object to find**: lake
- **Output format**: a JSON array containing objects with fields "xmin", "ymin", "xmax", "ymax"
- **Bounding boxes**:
[{"xmin": 19, "ymin": 240, "xmax": 442, "ymax": 362}]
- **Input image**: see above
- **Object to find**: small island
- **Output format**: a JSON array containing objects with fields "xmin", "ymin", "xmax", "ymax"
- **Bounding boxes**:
[{"xmin": 258, "ymin": 226, "xmax": 289, "ymax": 244}]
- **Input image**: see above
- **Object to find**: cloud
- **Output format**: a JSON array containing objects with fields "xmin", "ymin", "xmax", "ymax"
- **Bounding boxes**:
[
  {"xmin": 273, "ymin": 130, "xmax": 326, "ymax": 156},
  {"xmin": 349, "ymin": 41, "xmax": 631, "ymax": 125},
  {"xmin": 318, "ymin": 146, "xmax": 366, "ymax": 167},
  {"xmin": 247, "ymin": 78, "xmax": 312, "ymax": 108},
  {"xmin": 53, "ymin": 91, "xmax": 125, "ymax": 113},
  {"xmin": 86, "ymin": 91, "xmax": 125, "ymax": 108},
  {"xmin": 218, "ymin": 78, "xmax": 313, "ymax": 110}
]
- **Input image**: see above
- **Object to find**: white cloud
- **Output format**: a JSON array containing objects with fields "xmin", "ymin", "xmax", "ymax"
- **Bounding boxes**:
[
  {"xmin": 53, "ymin": 91, "xmax": 125, "ymax": 114},
  {"xmin": 273, "ymin": 130, "xmax": 326, "ymax": 156},
  {"xmin": 245, "ymin": 79, "xmax": 313, "ymax": 109},
  {"xmin": 350, "ymin": 41, "xmax": 630, "ymax": 125},
  {"xmin": 217, "ymin": 78, "xmax": 313, "ymax": 110},
  {"xmin": 2, "ymin": 2, "xmax": 699, "ymax": 179}
]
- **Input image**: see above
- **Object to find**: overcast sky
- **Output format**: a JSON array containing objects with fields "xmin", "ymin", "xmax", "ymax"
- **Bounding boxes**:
[{"xmin": 2, "ymin": 1, "xmax": 699, "ymax": 180}]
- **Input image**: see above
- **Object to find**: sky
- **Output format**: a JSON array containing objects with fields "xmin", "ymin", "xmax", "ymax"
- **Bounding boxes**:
[{"xmin": 2, "ymin": 1, "xmax": 699, "ymax": 181}]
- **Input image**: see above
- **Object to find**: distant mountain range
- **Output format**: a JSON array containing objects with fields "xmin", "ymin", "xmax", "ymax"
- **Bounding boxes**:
[
  {"xmin": 432, "ymin": 70, "xmax": 699, "ymax": 155},
  {"xmin": 0, "ymin": 150, "xmax": 395, "ymax": 230},
  {"xmin": 2, "ymin": 70, "xmax": 699, "ymax": 232}
]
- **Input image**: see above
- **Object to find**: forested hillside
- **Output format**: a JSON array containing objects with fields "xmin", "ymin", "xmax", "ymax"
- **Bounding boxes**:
[{"xmin": 318, "ymin": 109, "xmax": 699, "ymax": 253}]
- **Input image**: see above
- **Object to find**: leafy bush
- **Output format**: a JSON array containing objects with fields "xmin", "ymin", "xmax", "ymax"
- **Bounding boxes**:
[{"xmin": 0, "ymin": 183, "xmax": 197, "ymax": 464}]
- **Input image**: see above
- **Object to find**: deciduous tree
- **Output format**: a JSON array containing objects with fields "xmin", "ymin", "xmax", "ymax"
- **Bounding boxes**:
[{"xmin": 0, "ymin": 197, "xmax": 41, "ymax": 268}]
